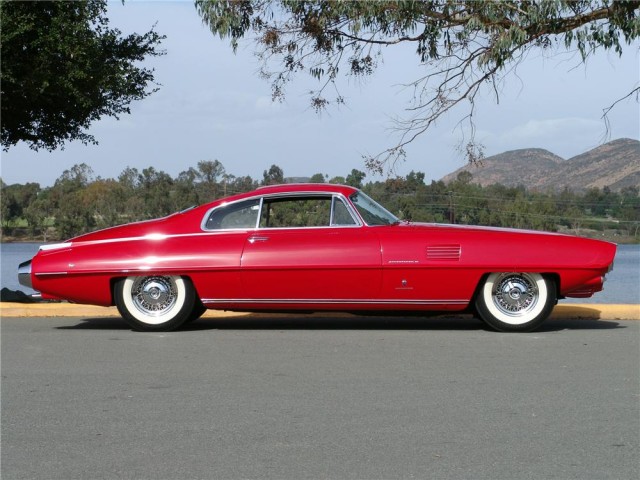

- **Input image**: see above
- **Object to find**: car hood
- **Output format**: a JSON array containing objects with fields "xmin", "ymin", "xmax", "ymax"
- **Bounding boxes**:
[{"xmin": 401, "ymin": 221, "xmax": 569, "ymax": 236}]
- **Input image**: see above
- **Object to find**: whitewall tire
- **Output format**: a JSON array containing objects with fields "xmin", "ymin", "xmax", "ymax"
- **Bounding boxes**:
[
  {"xmin": 475, "ymin": 273, "xmax": 556, "ymax": 332},
  {"xmin": 115, "ymin": 275, "xmax": 196, "ymax": 331}
]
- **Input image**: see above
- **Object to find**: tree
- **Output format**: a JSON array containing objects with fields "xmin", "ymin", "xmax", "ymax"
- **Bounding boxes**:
[
  {"xmin": 49, "ymin": 163, "xmax": 98, "ymax": 237},
  {"xmin": 196, "ymin": 0, "xmax": 639, "ymax": 172},
  {"xmin": 456, "ymin": 170, "xmax": 473, "ymax": 186},
  {"xmin": 197, "ymin": 159, "xmax": 226, "ymax": 199},
  {"xmin": 117, "ymin": 166, "xmax": 146, "ymax": 219},
  {"xmin": 24, "ymin": 194, "xmax": 53, "ymax": 240},
  {"xmin": 346, "ymin": 168, "xmax": 366, "ymax": 189},
  {"xmin": 54, "ymin": 163, "xmax": 96, "ymax": 193},
  {"xmin": 231, "ymin": 175, "xmax": 257, "ymax": 193},
  {"xmin": 137, "ymin": 167, "xmax": 175, "ymax": 218},
  {"xmin": 309, "ymin": 173, "xmax": 327, "ymax": 183},
  {"xmin": 197, "ymin": 159, "xmax": 226, "ymax": 184},
  {"xmin": 0, "ymin": 0, "xmax": 165, "ymax": 151},
  {"xmin": 81, "ymin": 179, "xmax": 127, "ymax": 228},
  {"xmin": 0, "ymin": 179, "xmax": 9, "ymax": 230},
  {"xmin": 262, "ymin": 164, "xmax": 284, "ymax": 185},
  {"xmin": 0, "ymin": 181, "xmax": 40, "ymax": 228},
  {"xmin": 176, "ymin": 167, "xmax": 203, "ymax": 205},
  {"xmin": 405, "ymin": 170, "xmax": 426, "ymax": 188}
]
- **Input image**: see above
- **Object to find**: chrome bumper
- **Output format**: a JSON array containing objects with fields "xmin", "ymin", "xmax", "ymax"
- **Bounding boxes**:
[{"xmin": 18, "ymin": 260, "xmax": 33, "ymax": 289}]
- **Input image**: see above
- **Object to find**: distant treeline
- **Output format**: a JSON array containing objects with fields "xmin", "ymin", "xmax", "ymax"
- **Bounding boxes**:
[{"xmin": 1, "ymin": 161, "xmax": 639, "ymax": 242}]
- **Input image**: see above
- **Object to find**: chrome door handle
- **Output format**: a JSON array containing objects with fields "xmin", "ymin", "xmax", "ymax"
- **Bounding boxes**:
[{"xmin": 248, "ymin": 236, "xmax": 270, "ymax": 244}]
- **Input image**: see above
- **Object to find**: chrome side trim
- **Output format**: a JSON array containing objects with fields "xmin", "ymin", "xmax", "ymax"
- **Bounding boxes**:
[
  {"xmin": 427, "ymin": 244, "xmax": 462, "ymax": 260},
  {"xmin": 39, "ymin": 242, "xmax": 72, "ymax": 251},
  {"xmin": 201, "ymin": 298, "xmax": 469, "ymax": 306}
]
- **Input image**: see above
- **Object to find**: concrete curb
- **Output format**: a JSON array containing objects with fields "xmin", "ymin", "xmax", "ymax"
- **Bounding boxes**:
[{"xmin": 1, "ymin": 303, "xmax": 638, "ymax": 320}]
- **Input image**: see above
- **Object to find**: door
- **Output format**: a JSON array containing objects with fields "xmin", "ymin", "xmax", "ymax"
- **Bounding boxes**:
[{"xmin": 240, "ymin": 195, "xmax": 381, "ymax": 303}]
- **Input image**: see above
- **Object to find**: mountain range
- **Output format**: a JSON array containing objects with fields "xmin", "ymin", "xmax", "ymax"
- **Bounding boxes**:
[{"xmin": 441, "ymin": 138, "xmax": 640, "ymax": 191}]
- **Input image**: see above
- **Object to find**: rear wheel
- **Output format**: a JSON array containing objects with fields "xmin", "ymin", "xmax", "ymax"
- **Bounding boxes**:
[
  {"xmin": 185, "ymin": 300, "xmax": 207, "ymax": 323},
  {"xmin": 115, "ymin": 275, "xmax": 196, "ymax": 331},
  {"xmin": 475, "ymin": 273, "xmax": 556, "ymax": 332}
]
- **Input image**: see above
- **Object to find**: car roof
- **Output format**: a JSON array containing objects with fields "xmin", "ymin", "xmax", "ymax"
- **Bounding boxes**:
[
  {"xmin": 254, "ymin": 183, "xmax": 359, "ymax": 196},
  {"xmin": 195, "ymin": 183, "xmax": 360, "ymax": 214}
]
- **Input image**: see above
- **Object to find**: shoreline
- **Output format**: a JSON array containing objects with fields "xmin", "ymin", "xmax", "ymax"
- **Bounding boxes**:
[{"xmin": 1, "ymin": 303, "xmax": 638, "ymax": 321}]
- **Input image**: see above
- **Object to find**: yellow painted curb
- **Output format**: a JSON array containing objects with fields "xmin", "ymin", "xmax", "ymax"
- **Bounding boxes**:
[
  {"xmin": 0, "ymin": 303, "xmax": 248, "ymax": 319},
  {"xmin": 1, "ymin": 302, "xmax": 638, "ymax": 320},
  {"xmin": 551, "ymin": 304, "xmax": 640, "ymax": 321}
]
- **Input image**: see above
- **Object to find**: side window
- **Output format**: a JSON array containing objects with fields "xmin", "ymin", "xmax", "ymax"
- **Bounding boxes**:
[
  {"xmin": 205, "ymin": 199, "xmax": 260, "ymax": 230},
  {"xmin": 260, "ymin": 197, "xmax": 332, "ymax": 228},
  {"xmin": 331, "ymin": 197, "xmax": 357, "ymax": 226}
]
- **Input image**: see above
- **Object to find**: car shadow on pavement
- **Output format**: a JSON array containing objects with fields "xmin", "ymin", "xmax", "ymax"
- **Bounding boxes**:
[
  {"xmin": 57, "ymin": 313, "xmax": 626, "ymax": 332},
  {"xmin": 57, "ymin": 317, "xmax": 131, "ymax": 330}
]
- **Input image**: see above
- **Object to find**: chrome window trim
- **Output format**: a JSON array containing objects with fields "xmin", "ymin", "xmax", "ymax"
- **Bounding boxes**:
[
  {"xmin": 200, "ymin": 197, "xmax": 262, "ymax": 231},
  {"xmin": 330, "ymin": 196, "xmax": 359, "ymax": 227},
  {"xmin": 201, "ymin": 192, "xmax": 362, "ymax": 232},
  {"xmin": 330, "ymin": 197, "xmax": 337, "ymax": 226},
  {"xmin": 349, "ymin": 191, "xmax": 399, "ymax": 226}
]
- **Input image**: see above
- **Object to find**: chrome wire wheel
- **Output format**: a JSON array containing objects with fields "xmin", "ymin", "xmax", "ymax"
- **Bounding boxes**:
[
  {"xmin": 115, "ymin": 275, "xmax": 196, "ymax": 331},
  {"xmin": 131, "ymin": 276, "xmax": 178, "ymax": 318},
  {"xmin": 491, "ymin": 273, "xmax": 539, "ymax": 320},
  {"xmin": 476, "ymin": 273, "xmax": 556, "ymax": 332}
]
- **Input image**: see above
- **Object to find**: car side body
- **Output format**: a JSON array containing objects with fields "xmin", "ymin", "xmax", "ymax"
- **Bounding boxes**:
[{"xmin": 19, "ymin": 183, "xmax": 616, "ymax": 332}]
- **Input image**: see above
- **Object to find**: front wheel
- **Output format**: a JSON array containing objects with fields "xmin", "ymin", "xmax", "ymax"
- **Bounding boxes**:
[
  {"xmin": 115, "ymin": 275, "xmax": 196, "ymax": 331},
  {"xmin": 475, "ymin": 273, "xmax": 556, "ymax": 332}
]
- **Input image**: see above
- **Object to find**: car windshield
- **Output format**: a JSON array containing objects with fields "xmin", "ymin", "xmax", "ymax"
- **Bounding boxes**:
[{"xmin": 350, "ymin": 191, "xmax": 399, "ymax": 226}]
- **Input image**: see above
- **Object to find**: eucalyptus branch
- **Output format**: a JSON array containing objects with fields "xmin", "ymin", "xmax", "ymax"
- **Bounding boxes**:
[{"xmin": 196, "ymin": 0, "xmax": 640, "ymax": 175}]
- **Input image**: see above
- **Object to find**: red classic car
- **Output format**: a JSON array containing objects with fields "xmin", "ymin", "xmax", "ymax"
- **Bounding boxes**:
[{"xmin": 18, "ymin": 183, "xmax": 616, "ymax": 332}]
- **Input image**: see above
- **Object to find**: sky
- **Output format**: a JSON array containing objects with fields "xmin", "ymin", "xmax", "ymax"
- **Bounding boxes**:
[{"xmin": 1, "ymin": 0, "xmax": 639, "ymax": 187}]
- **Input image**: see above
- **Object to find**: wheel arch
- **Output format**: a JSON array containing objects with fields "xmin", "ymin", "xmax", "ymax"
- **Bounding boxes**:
[
  {"xmin": 471, "ymin": 269, "xmax": 560, "ymax": 303},
  {"xmin": 110, "ymin": 276, "xmax": 125, "ymax": 306},
  {"xmin": 545, "ymin": 272, "xmax": 561, "ymax": 300}
]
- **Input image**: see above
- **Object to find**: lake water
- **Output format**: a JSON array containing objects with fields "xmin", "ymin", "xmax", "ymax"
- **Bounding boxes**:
[{"xmin": 1, "ymin": 242, "xmax": 638, "ymax": 304}]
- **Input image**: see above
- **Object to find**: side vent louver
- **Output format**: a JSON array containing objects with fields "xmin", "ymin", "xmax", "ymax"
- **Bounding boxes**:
[{"xmin": 427, "ymin": 244, "xmax": 461, "ymax": 260}]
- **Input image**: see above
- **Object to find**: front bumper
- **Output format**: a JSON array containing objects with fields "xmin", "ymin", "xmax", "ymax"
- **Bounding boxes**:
[{"xmin": 18, "ymin": 260, "xmax": 33, "ymax": 289}]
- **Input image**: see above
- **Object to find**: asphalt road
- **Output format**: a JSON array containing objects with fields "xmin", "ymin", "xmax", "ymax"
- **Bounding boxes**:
[{"xmin": 2, "ymin": 314, "xmax": 639, "ymax": 480}]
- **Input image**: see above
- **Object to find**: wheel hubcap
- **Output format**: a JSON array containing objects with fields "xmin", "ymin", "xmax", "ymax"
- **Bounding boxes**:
[
  {"xmin": 131, "ymin": 276, "xmax": 177, "ymax": 316},
  {"xmin": 492, "ymin": 274, "xmax": 539, "ymax": 317}
]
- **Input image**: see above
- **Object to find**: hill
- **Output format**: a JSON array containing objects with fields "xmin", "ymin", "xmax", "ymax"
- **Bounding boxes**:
[{"xmin": 441, "ymin": 138, "xmax": 640, "ymax": 191}]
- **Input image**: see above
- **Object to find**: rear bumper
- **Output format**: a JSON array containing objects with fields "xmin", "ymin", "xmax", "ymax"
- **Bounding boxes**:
[
  {"xmin": 18, "ymin": 260, "xmax": 33, "ymax": 289},
  {"xmin": 563, "ymin": 275, "xmax": 605, "ymax": 298}
]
